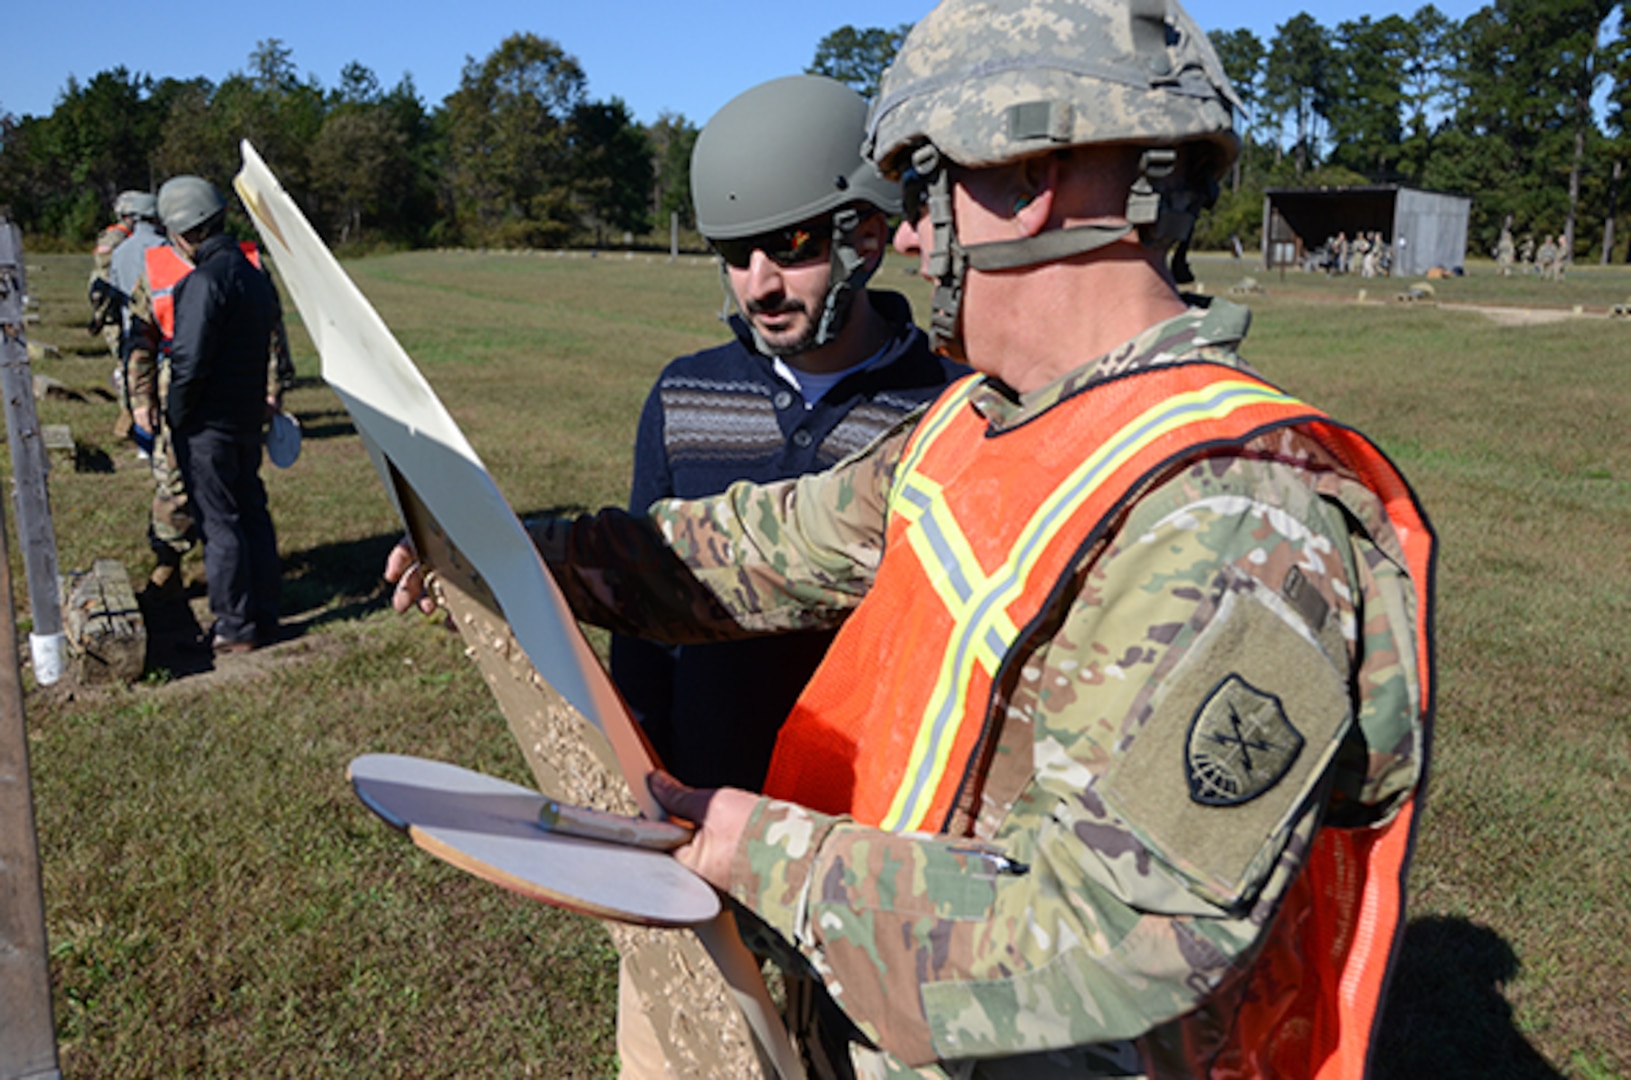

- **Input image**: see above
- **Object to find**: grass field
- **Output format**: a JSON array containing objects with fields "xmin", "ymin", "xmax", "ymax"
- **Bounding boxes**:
[{"xmin": 7, "ymin": 244, "xmax": 1630, "ymax": 1078}]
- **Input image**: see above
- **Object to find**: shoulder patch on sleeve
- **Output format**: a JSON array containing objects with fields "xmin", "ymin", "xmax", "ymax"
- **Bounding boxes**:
[
  {"xmin": 1186, "ymin": 675, "xmax": 1304, "ymax": 806},
  {"xmin": 1100, "ymin": 583, "xmax": 1351, "ymax": 909}
]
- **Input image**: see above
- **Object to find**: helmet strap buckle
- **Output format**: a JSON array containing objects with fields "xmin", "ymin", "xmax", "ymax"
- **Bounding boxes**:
[{"xmin": 815, "ymin": 205, "xmax": 874, "ymax": 347}]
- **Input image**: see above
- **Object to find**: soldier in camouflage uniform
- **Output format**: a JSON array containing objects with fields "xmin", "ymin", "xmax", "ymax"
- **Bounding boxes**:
[
  {"xmin": 389, "ymin": 2, "xmax": 1435, "ymax": 1076},
  {"xmin": 108, "ymin": 194, "xmax": 168, "ymax": 459},
  {"xmin": 1535, "ymin": 234, "xmax": 1558, "ymax": 282},
  {"xmin": 89, "ymin": 190, "xmax": 149, "ymax": 438},
  {"xmin": 1496, "ymin": 219, "xmax": 1515, "ymax": 277}
]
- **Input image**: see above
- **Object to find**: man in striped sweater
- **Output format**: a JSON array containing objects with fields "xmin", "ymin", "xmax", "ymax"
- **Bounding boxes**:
[{"xmin": 610, "ymin": 74, "xmax": 965, "ymax": 793}]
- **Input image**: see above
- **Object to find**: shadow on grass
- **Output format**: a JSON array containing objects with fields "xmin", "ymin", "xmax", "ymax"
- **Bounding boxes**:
[
  {"xmin": 278, "ymin": 530, "xmax": 401, "ymax": 631},
  {"xmin": 141, "ymin": 508, "xmax": 599, "ymax": 682},
  {"xmin": 1374, "ymin": 916, "xmax": 1564, "ymax": 1079},
  {"xmin": 288, "ymin": 406, "xmax": 355, "ymax": 442}
]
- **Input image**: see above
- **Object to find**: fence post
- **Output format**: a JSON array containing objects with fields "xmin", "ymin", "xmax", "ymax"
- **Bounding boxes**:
[
  {"xmin": 0, "ymin": 220, "xmax": 65, "ymax": 685},
  {"xmin": 0, "ymin": 216, "xmax": 62, "ymax": 1080}
]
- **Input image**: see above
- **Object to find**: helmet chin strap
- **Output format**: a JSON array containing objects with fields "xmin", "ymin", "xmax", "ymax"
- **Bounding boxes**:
[
  {"xmin": 913, "ymin": 143, "xmax": 1207, "ymax": 358},
  {"xmin": 813, "ymin": 206, "xmax": 878, "ymax": 348}
]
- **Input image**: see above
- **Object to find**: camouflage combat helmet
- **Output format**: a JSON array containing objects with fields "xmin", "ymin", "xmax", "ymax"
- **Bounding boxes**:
[
  {"xmin": 113, "ymin": 189, "xmax": 153, "ymax": 218},
  {"xmin": 125, "ymin": 192, "xmax": 159, "ymax": 220},
  {"xmin": 865, "ymin": 0, "xmax": 1241, "ymax": 355},
  {"xmin": 157, "ymin": 175, "xmax": 227, "ymax": 237},
  {"xmin": 692, "ymin": 74, "xmax": 901, "ymax": 354}
]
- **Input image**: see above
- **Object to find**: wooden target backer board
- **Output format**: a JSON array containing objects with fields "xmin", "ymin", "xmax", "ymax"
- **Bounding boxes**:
[{"xmin": 349, "ymin": 754, "xmax": 719, "ymax": 928}]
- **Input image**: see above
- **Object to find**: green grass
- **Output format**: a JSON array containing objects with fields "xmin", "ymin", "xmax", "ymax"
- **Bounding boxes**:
[{"xmin": 10, "ymin": 246, "xmax": 1631, "ymax": 1077}]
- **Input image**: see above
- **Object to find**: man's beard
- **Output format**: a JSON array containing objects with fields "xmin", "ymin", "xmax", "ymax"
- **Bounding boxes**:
[{"xmin": 745, "ymin": 296, "xmax": 818, "ymax": 357}]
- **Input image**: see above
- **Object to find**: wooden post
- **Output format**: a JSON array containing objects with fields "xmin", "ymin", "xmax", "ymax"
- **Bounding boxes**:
[
  {"xmin": 670, "ymin": 211, "xmax": 678, "ymax": 263},
  {"xmin": 0, "ymin": 221, "xmax": 66, "ymax": 686},
  {"xmin": 0, "ymin": 222, "xmax": 61, "ymax": 1080}
]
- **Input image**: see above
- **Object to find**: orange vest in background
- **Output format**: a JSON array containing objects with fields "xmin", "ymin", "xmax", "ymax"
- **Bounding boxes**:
[
  {"xmin": 144, "ymin": 244, "xmax": 193, "ymax": 343},
  {"xmin": 763, "ymin": 362, "xmax": 1436, "ymax": 1079},
  {"xmin": 145, "ymin": 241, "xmax": 263, "ymax": 344}
]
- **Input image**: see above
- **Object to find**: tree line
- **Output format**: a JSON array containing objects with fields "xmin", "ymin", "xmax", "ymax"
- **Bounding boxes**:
[
  {"xmin": 1201, "ymin": 0, "xmax": 1630, "ymax": 262},
  {"xmin": 4, "ymin": 4, "xmax": 1628, "ymax": 262},
  {"xmin": 0, "ymin": 34, "xmax": 698, "ymax": 252}
]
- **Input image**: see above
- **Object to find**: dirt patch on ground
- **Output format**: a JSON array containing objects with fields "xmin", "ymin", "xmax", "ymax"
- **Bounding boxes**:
[{"xmin": 1438, "ymin": 303, "xmax": 1587, "ymax": 327}]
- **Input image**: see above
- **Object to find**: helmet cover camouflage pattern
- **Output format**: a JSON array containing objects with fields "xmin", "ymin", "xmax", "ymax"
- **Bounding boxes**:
[
  {"xmin": 865, "ymin": 0, "xmax": 1240, "ymax": 178},
  {"xmin": 125, "ymin": 192, "xmax": 158, "ymax": 220},
  {"xmin": 114, "ymin": 189, "xmax": 152, "ymax": 217}
]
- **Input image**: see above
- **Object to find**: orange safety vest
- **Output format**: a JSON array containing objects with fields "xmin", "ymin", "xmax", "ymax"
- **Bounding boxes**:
[
  {"xmin": 94, "ymin": 220, "xmax": 133, "ymax": 255},
  {"xmin": 763, "ymin": 362, "xmax": 1435, "ymax": 1078},
  {"xmin": 146, "ymin": 241, "xmax": 263, "ymax": 344}
]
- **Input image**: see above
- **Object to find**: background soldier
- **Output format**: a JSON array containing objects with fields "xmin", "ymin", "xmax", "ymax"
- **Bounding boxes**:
[
  {"xmin": 1537, "ymin": 234, "xmax": 1558, "ymax": 281},
  {"xmin": 1496, "ymin": 218, "xmax": 1516, "ymax": 276},
  {"xmin": 88, "ymin": 189, "xmax": 148, "ymax": 438},
  {"xmin": 107, "ymin": 194, "xmax": 168, "ymax": 456}
]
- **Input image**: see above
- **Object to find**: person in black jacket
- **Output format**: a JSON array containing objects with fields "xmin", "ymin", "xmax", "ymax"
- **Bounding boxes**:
[{"xmin": 154, "ymin": 176, "xmax": 283, "ymax": 653}]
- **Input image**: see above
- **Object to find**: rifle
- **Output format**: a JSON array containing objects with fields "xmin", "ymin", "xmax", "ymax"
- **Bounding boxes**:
[{"xmin": 85, "ymin": 276, "xmax": 122, "ymax": 334}]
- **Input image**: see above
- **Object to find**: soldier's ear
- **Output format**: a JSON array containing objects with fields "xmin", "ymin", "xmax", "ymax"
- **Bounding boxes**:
[
  {"xmin": 1011, "ymin": 155, "xmax": 1057, "ymax": 236},
  {"xmin": 853, "ymin": 211, "xmax": 889, "ymax": 260}
]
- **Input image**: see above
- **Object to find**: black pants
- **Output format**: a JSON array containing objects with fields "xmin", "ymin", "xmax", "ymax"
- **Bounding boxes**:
[{"xmin": 174, "ymin": 426, "xmax": 280, "ymax": 643}]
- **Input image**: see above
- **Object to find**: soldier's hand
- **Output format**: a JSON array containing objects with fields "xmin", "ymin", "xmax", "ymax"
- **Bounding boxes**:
[
  {"xmin": 135, "ymin": 405, "xmax": 159, "ymax": 435},
  {"xmin": 649, "ymin": 770, "xmax": 757, "ymax": 892},
  {"xmin": 384, "ymin": 539, "xmax": 439, "ymax": 615}
]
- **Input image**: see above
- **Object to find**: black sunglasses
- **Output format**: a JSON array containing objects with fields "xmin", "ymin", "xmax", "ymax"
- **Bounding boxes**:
[{"xmin": 710, "ymin": 220, "xmax": 832, "ymax": 270}]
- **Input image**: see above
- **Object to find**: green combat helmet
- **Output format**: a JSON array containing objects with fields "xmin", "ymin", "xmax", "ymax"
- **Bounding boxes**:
[
  {"xmin": 157, "ymin": 175, "xmax": 227, "ymax": 238},
  {"xmin": 691, "ymin": 74, "xmax": 902, "ymax": 354},
  {"xmin": 865, "ymin": 0, "xmax": 1241, "ymax": 356}
]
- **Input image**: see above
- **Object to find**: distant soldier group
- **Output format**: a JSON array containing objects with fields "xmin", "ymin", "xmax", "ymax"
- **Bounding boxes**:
[
  {"xmin": 1319, "ymin": 229, "xmax": 1390, "ymax": 277},
  {"xmin": 1496, "ymin": 224, "xmax": 1567, "ymax": 280}
]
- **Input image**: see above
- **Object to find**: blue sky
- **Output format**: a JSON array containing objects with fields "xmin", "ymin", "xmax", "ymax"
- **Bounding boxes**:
[{"xmin": 5, "ymin": 0, "xmax": 1494, "ymax": 128}]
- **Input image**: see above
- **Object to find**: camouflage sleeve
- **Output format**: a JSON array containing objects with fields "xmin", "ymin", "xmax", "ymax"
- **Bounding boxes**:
[
  {"xmin": 90, "ymin": 225, "xmax": 122, "ymax": 282},
  {"xmin": 540, "ymin": 420, "xmax": 914, "ymax": 641},
  {"xmin": 266, "ymin": 276, "xmax": 295, "ymax": 401},
  {"xmin": 124, "ymin": 275, "xmax": 161, "ymax": 412},
  {"xmin": 729, "ymin": 445, "xmax": 1421, "ymax": 1066}
]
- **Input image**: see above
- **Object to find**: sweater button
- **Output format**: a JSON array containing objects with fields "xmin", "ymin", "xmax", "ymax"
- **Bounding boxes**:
[
  {"xmin": 773, "ymin": 390, "xmax": 794, "ymax": 410},
  {"xmin": 792, "ymin": 429, "xmax": 813, "ymax": 448}
]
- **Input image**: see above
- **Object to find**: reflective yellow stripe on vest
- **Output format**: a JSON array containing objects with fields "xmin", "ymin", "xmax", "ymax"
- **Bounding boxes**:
[{"xmin": 879, "ymin": 376, "xmax": 1306, "ymax": 833}]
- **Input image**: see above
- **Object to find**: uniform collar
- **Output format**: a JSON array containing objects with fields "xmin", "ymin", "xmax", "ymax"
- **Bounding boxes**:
[{"xmin": 969, "ymin": 297, "xmax": 1255, "ymax": 431}]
